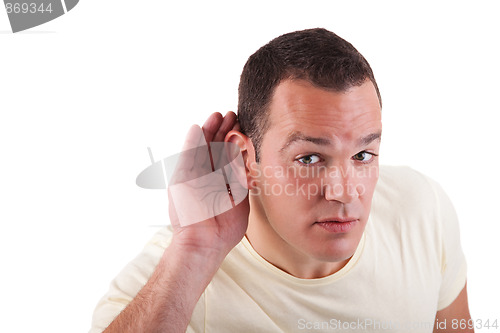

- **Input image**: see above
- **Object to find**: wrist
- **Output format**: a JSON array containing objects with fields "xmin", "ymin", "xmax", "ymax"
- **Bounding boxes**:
[{"xmin": 168, "ymin": 237, "xmax": 228, "ymax": 269}]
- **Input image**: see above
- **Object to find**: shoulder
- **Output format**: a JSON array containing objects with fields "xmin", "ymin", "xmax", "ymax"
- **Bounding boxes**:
[
  {"xmin": 373, "ymin": 165, "xmax": 443, "ymax": 216},
  {"xmin": 124, "ymin": 226, "xmax": 173, "ymax": 279},
  {"xmin": 90, "ymin": 226, "xmax": 173, "ymax": 332},
  {"xmin": 371, "ymin": 165, "xmax": 460, "ymax": 252},
  {"xmin": 370, "ymin": 165, "xmax": 454, "ymax": 251},
  {"xmin": 104, "ymin": 225, "xmax": 173, "ymax": 294},
  {"xmin": 366, "ymin": 166, "xmax": 466, "ymax": 312}
]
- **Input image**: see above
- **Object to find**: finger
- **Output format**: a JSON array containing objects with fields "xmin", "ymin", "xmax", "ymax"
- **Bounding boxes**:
[
  {"xmin": 204, "ymin": 112, "xmax": 235, "ymax": 173},
  {"xmin": 171, "ymin": 125, "xmax": 204, "ymax": 181},
  {"xmin": 210, "ymin": 112, "xmax": 238, "ymax": 169},
  {"xmin": 186, "ymin": 126, "xmax": 213, "ymax": 178},
  {"xmin": 212, "ymin": 111, "xmax": 237, "ymax": 142},
  {"xmin": 168, "ymin": 125, "xmax": 211, "ymax": 185},
  {"xmin": 202, "ymin": 112, "xmax": 224, "ymax": 143},
  {"xmin": 225, "ymin": 143, "xmax": 249, "ymax": 206},
  {"xmin": 231, "ymin": 121, "xmax": 241, "ymax": 133},
  {"xmin": 182, "ymin": 124, "xmax": 206, "ymax": 151}
]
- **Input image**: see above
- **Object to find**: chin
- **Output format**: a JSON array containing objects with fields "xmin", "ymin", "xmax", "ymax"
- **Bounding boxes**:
[
  {"xmin": 314, "ymin": 250, "xmax": 355, "ymax": 263},
  {"xmin": 309, "ymin": 238, "xmax": 359, "ymax": 263}
]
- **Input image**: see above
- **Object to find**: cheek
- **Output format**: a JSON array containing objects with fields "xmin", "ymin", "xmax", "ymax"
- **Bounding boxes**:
[
  {"xmin": 253, "ymin": 166, "xmax": 321, "ymax": 218},
  {"xmin": 358, "ymin": 172, "xmax": 379, "ymax": 207},
  {"xmin": 265, "ymin": 166, "xmax": 324, "ymax": 201}
]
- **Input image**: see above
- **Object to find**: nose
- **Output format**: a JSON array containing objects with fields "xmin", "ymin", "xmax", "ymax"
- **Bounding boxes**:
[{"xmin": 323, "ymin": 164, "xmax": 360, "ymax": 203}]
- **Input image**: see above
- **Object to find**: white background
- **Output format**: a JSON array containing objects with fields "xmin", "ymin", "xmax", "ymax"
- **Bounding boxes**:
[{"xmin": 1, "ymin": 1, "xmax": 499, "ymax": 331}]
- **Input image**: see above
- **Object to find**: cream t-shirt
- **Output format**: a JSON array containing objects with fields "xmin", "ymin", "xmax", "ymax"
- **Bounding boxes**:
[{"xmin": 90, "ymin": 166, "xmax": 467, "ymax": 332}]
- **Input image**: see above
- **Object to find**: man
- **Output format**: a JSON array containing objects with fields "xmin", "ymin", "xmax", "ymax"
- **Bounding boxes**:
[{"xmin": 90, "ymin": 28, "xmax": 472, "ymax": 332}]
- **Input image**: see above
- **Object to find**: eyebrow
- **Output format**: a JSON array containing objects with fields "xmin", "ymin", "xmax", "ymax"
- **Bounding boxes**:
[
  {"xmin": 279, "ymin": 132, "xmax": 332, "ymax": 153},
  {"xmin": 357, "ymin": 132, "xmax": 382, "ymax": 147},
  {"xmin": 279, "ymin": 131, "xmax": 382, "ymax": 153}
]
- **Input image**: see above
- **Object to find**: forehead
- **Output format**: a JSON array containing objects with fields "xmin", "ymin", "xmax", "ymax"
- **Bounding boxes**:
[{"xmin": 266, "ymin": 79, "xmax": 382, "ymax": 143}]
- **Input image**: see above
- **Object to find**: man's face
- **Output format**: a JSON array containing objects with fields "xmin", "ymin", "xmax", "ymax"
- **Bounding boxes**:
[{"xmin": 247, "ymin": 79, "xmax": 382, "ymax": 274}]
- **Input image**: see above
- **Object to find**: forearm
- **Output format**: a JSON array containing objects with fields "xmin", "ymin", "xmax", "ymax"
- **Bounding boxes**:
[{"xmin": 103, "ymin": 240, "xmax": 225, "ymax": 333}]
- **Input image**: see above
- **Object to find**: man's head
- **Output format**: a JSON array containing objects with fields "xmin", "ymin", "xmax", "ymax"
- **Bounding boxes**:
[
  {"xmin": 238, "ymin": 28, "xmax": 381, "ymax": 162},
  {"xmin": 228, "ymin": 28, "xmax": 382, "ymax": 278}
]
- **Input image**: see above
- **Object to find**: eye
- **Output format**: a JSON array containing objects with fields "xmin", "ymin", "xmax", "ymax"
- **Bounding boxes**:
[
  {"xmin": 297, "ymin": 154, "xmax": 321, "ymax": 165},
  {"xmin": 352, "ymin": 151, "xmax": 377, "ymax": 163}
]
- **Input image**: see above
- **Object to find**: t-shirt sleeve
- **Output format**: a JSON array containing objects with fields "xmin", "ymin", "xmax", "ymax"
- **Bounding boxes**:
[
  {"xmin": 429, "ymin": 178, "xmax": 468, "ymax": 311},
  {"xmin": 89, "ymin": 227, "xmax": 173, "ymax": 333}
]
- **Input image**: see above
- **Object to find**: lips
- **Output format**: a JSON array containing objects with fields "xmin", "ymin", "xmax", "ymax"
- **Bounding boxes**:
[
  {"xmin": 315, "ymin": 218, "xmax": 358, "ymax": 233},
  {"xmin": 316, "ymin": 217, "xmax": 358, "ymax": 223}
]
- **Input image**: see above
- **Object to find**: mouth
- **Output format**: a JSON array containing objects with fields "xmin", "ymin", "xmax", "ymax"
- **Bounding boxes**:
[{"xmin": 314, "ymin": 218, "xmax": 358, "ymax": 233}]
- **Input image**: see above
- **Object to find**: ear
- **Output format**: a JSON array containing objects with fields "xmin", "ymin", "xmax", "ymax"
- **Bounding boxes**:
[{"xmin": 225, "ymin": 130, "xmax": 257, "ymax": 190}]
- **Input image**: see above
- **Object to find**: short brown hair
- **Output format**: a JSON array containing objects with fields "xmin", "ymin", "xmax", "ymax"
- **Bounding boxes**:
[{"xmin": 237, "ymin": 28, "xmax": 381, "ymax": 162}]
